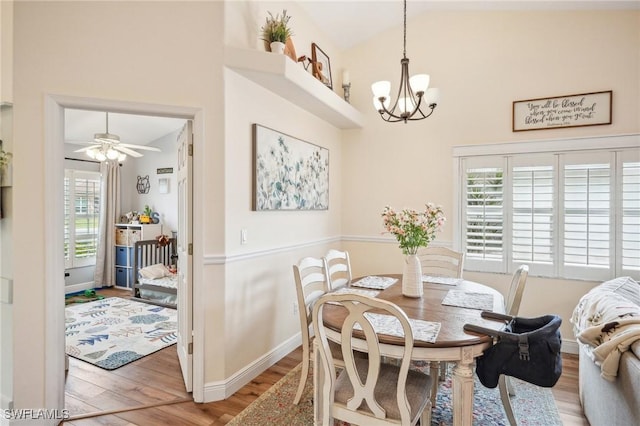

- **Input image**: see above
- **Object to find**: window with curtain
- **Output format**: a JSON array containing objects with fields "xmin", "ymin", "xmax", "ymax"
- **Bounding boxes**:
[
  {"xmin": 64, "ymin": 169, "xmax": 101, "ymax": 269},
  {"xmin": 457, "ymin": 137, "xmax": 639, "ymax": 281}
]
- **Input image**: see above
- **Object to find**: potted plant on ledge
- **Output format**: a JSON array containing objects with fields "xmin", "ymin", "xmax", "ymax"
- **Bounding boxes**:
[{"xmin": 260, "ymin": 9, "xmax": 293, "ymax": 55}]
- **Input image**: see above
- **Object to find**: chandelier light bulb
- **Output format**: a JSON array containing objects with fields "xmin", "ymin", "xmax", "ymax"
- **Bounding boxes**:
[
  {"xmin": 426, "ymin": 88, "xmax": 440, "ymax": 106},
  {"xmin": 398, "ymin": 97, "xmax": 416, "ymax": 114},
  {"xmin": 409, "ymin": 74, "xmax": 430, "ymax": 95},
  {"xmin": 371, "ymin": 81, "xmax": 391, "ymax": 99}
]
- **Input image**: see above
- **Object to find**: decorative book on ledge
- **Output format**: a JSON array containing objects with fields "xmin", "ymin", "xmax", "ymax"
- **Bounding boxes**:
[{"xmin": 224, "ymin": 47, "xmax": 364, "ymax": 129}]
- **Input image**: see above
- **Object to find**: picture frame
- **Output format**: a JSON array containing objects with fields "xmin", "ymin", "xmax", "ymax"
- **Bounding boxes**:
[
  {"xmin": 252, "ymin": 124, "xmax": 329, "ymax": 211},
  {"xmin": 512, "ymin": 90, "xmax": 612, "ymax": 132},
  {"xmin": 158, "ymin": 178, "xmax": 170, "ymax": 194},
  {"xmin": 311, "ymin": 43, "xmax": 333, "ymax": 89}
]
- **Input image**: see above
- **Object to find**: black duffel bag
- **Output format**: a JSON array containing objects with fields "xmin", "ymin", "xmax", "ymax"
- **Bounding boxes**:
[{"xmin": 464, "ymin": 313, "xmax": 563, "ymax": 388}]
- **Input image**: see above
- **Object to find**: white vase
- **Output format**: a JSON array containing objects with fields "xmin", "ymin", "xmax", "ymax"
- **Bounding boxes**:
[
  {"xmin": 402, "ymin": 254, "xmax": 423, "ymax": 298},
  {"xmin": 270, "ymin": 41, "xmax": 286, "ymax": 54}
]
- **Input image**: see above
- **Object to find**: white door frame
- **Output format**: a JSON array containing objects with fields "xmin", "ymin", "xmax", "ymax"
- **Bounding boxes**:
[{"xmin": 44, "ymin": 94, "xmax": 205, "ymax": 407}]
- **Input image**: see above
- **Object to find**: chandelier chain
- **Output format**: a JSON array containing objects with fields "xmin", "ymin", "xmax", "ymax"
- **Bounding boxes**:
[{"xmin": 403, "ymin": 0, "xmax": 407, "ymax": 58}]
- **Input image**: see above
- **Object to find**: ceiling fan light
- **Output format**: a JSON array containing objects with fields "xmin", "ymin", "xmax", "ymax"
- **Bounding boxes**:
[
  {"xmin": 117, "ymin": 153, "xmax": 127, "ymax": 162},
  {"xmin": 106, "ymin": 148, "xmax": 119, "ymax": 160},
  {"xmin": 95, "ymin": 151, "xmax": 107, "ymax": 162}
]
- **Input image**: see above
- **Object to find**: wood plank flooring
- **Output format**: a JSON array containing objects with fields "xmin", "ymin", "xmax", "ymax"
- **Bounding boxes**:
[{"xmin": 64, "ymin": 288, "xmax": 588, "ymax": 425}]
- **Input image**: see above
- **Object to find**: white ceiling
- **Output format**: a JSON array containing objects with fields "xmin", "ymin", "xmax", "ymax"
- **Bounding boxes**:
[
  {"xmin": 64, "ymin": 109, "xmax": 186, "ymax": 147},
  {"xmin": 299, "ymin": 0, "xmax": 640, "ymax": 50}
]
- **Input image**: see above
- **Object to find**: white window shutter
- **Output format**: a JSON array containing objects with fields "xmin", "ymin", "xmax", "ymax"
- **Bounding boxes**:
[
  {"xmin": 462, "ymin": 157, "xmax": 506, "ymax": 273},
  {"xmin": 560, "ymin": 152, "xmax": 613, "ymax": 281},
  {"xmin": 511, "ymin": 155, "xmax": 556, "ymax": 277},
  {"xmin": 620, "ymin": 155, "xmax": 640, "ymax": 276},
  {"xmin": 64, "ymin": 169, "xmax": 101, "ymax": 269}
]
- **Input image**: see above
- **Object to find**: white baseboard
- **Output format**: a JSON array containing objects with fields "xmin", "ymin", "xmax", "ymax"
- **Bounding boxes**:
[
  {"xmin": 202, "ymin": 333, "xmax": 302, "ymax": 402},
  {"xmin": 562, "ymin": 338, "xmax": 579, "ymax": 355},
  {"xmin": 64, "ymin": 281, "xmax": 95, "ymax": 295}
]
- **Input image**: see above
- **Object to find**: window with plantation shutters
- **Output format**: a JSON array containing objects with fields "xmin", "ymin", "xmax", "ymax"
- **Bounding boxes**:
[
  {"xmin": 621, "ymin": 159, "xmax": 640, "ymax": 275},
  {"xmin": 455, "ymin": 135, "xmax": 639, "ymax": 281},
  {"xmin": 64, "ymin": 169, "xmax": 101, "ymax": 269}
]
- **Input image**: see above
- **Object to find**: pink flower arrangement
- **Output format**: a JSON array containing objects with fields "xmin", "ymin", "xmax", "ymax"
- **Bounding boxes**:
[{"xmin": 382, "ymin": 203, "xmax": 446, "ymax": 255}]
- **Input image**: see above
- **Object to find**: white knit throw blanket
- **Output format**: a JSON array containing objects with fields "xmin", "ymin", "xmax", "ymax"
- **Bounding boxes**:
[{"xmin": 571, "ymin": 277, "xmax": 640, "ymax": 381}]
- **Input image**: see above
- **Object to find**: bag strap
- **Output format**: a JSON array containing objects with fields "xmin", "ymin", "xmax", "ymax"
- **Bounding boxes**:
[{"xmin": 463, "ymin": 322, "xmax": 531, "ymax": 361}]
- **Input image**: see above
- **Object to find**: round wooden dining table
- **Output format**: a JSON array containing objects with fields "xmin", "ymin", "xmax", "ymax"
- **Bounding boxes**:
[{"xmin": 313, "ymin": 274, "xmax": 506, "ymax": 426}]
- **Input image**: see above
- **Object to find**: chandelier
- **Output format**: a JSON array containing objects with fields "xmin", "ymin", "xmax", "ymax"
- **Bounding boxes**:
[{"xmin": 371, "ymin": 0, "xmax": 440, "ymax": 123}]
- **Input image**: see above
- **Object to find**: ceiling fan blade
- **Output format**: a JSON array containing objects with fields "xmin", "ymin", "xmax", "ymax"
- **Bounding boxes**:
[
  {"xmin": 114, "ymin": 145, "xmax": 143, "ymax": 158},
  {"xmin": 66, "ymin": 139, "xmax": 101, "ymax": 146},
  {"xmin": 119, "ymin": 143, "xmax": 162, "ymax": 152},
  {"xmin": 74, "ymin": 145, "xmax": 101, "ymax": 152}
]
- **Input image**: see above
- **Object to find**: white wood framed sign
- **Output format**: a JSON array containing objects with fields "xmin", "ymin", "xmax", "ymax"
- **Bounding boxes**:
[{"xmin": 512, "ymin": 90, "xmax": 612, "ymax": 132}]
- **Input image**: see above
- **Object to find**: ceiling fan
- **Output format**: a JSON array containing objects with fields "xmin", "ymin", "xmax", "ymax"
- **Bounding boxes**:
[{"xmin": 74, "ymin": 112, "xmax": 161, "ymax": 162}]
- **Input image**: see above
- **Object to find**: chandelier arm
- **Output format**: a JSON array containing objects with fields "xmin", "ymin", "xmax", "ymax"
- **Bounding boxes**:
[{"xmin": 408, "ymin": 104, "xmax": 436, "ymax": 121}]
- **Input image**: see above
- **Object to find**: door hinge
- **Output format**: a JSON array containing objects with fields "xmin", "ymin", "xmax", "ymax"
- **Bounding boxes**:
[
  {"xmin": 188, "ymin": 144, "xmax": 193, "ymax": 156},
  {"xmin": 188, "ymin": 243, "xmax": 193, "ymax": 255},
  {"xmin": 188, "ymin": 342, "xmax": 193, "ymax": 355}
]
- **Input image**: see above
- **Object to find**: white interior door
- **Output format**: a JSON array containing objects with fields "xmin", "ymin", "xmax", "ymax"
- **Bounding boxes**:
[{"xmin": 177, "ymin": 120, "xmax": 193, "ymax": 391}]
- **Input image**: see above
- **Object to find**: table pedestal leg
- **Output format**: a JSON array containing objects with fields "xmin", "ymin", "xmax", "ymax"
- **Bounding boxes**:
[
  {"xmin": 313, "ymin": 339, "xmax": 325, "ymax": 425},
  {"xmin": 452, "ymin": 347, "xmax": 475, "ymax": 426}
]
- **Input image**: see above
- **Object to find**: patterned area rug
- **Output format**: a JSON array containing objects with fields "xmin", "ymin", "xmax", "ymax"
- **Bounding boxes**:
[
  {"xmin": 65, "ymin": 297, "xmax": 177, "ymax": 370},
  {"xmin": 228, "ymin": 362, "xmax": 562, "ymax": 425}
]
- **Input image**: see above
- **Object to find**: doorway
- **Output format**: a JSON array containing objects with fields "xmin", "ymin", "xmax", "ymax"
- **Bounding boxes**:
[
  {"xmin": 63, "ymin": 108, "xmax": 187, "ymax": 417},
  {"xmin": 44, "ymin": 95, "xmax": 203, "ymax": 417}
]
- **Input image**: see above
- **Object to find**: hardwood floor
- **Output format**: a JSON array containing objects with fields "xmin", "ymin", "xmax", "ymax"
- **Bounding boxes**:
[{"xmin": 64, "ymin": 288, "xmax": 588, "ymax": 425}]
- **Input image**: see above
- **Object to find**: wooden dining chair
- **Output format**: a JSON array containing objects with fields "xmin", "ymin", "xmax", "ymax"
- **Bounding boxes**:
[
  {"xmin": 417, "ymin": 246, "xmax": 465, "ymax": 393},
  {"xmin": 324, "ymin": 249, "xmax": 352, "ymax": 290},
  {"xmin": 292, "ymin": 256, "xmax": 344, "ymax": 405},
  {"xmin": 416, "ymin": 246, "xmax": 465, "ymax": 278},
  {"xmin": 312, "ymin": 292, "xmax": 433, "ymax": 426},
  {"xmin": 499, "ymin": 264, "xmax": 529, "ymax": 426}
]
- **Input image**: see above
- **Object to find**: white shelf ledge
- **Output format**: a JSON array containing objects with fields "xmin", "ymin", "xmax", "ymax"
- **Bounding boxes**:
[{"xmin": 225, "ymin": 47, "xmax": 364, "ymax": 129}]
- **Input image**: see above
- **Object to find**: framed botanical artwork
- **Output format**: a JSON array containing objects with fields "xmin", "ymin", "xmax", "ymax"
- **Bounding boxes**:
[
  {"xmin": 252, "ymin": 124, "xmax": 329, "ymax": 211},
  {"xmin": 311, "ymin": 43, "xmax": 333, "ymax": 89}
]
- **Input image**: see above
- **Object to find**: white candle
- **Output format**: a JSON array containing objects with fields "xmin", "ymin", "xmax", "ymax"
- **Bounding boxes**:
[{"xmin": 342, "ymin": 70, "xmax": 350, "ymax": 85}]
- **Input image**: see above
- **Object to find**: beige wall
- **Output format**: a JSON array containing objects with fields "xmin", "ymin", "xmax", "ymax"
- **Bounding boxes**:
[
  {"xmin": 341, "ymin": 10, "xmax": 640, "ymax": 342},
  {"xmin": 12, "ymin": 0, "xmax": 226, "ymax": 407},
  {"xmin": 222, "ymin": 0, "xmax": 345, "ymax": 375}
]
